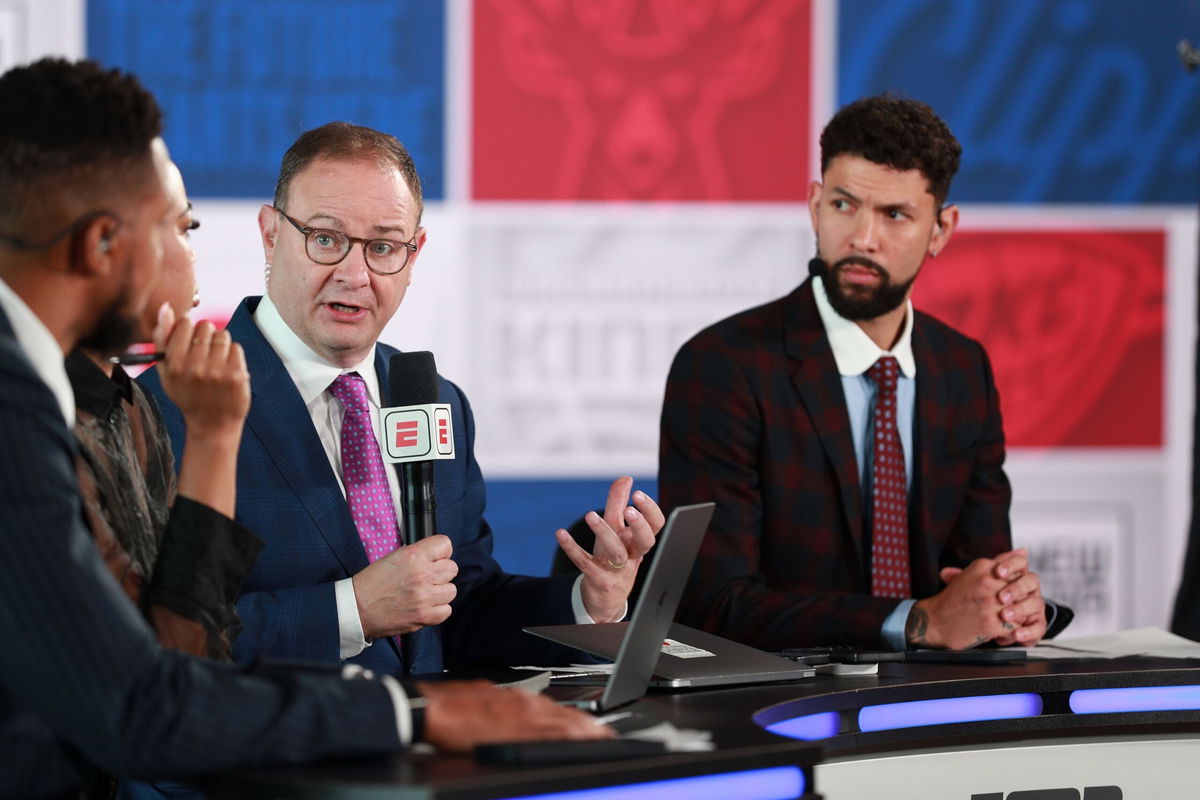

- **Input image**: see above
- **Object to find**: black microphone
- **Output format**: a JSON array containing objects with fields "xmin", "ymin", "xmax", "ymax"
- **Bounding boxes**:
[
  {"xmin": 388, "ymin": 351, "xmax": 440, "ymax": 542},
  {"xmin": 808, "ymin": 257, "xmax": 827, "ymax": 278}
]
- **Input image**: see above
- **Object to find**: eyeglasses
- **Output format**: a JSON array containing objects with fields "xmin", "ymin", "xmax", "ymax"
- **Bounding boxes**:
[
  {"xmin": 0, "ymin": 209, "xmax": 121, "ymax": 251},
  {"xmin": 273, "ymin": 207, "xmax": 418, "ymax": 276}
]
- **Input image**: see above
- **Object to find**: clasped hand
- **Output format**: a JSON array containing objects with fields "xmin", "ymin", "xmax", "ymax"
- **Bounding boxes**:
[{"xmin": 910, "ymin": 548, "xmax": 1047, "ymax": 650}]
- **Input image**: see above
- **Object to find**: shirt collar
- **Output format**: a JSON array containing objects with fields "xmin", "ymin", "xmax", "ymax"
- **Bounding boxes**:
[
  {"xmin": 253, "ymin": 292, "xmax": 382, "ymax": 405},
  {"xmin": 812, "ymin": 275, "xmax": 917, "ymax": 378},
  {"xmin": 0, "ymin": 277, "xmax": 75, "ymax": 425},
  {"xmin": 66, "ymin": 349, "xmax": 132, "ymax": 417}
]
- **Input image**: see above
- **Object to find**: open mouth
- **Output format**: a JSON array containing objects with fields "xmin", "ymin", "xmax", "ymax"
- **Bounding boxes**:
[{"xmin": 328, "ymin": 302, "xmax": 363, "ymax": 313}]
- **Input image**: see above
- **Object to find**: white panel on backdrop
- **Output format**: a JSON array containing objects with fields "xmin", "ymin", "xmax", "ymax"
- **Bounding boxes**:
[
  {"xmin": 1010, "ymin": 451, "xmax": 1163, "ymax": 635},
  {"xmin": 1011, "ymin": 499, "xmax": 1127, "ymax": 637},
  {"xmin": 0, "ymin": 4, "xmax": 26, "ymax": 70},
  {"xmin": 464, "ymin": 204, "xmax": 813, "ymax": 476},
  {"xmin": 2, "ymin": 0, "xmax": 83, "ymax": 69}
]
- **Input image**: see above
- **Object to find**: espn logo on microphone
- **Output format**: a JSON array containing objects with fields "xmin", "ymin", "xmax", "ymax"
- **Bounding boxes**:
[{"xmin": 379, "ymin": 404, "xmax": 455, "ymax": 464}]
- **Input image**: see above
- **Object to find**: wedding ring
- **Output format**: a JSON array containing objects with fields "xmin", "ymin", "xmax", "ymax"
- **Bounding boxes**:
[{"xmin": 606, "ymin": 558, "xmax": 627, "ymax": 570}]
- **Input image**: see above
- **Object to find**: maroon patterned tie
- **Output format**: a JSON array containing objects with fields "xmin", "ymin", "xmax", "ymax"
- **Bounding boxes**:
[
  {"xmin": 328, "ymin": 373, "xmax": 400, "ymax": 562},
  {"xmin": 868, "ymin": 356, "xmax": 911, "ymax": 598}
]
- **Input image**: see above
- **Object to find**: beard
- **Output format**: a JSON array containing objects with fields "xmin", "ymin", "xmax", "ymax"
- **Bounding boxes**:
[
  {"xmin": 820, "ymin": 255, "xmax": 917, "ymax": 321},
  {"xmin": 77, "ymin": 288, "xmax": 140, "ymax": 357}
]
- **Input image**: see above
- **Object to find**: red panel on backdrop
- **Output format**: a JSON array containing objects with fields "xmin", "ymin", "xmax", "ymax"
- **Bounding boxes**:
[
  {"xmin": 913, "ymin": 230, "xmax": 1164, "ymax": 448},
  {"xmin": 473, "ymin": 0, "xmax": 812, "ymax": 201}
]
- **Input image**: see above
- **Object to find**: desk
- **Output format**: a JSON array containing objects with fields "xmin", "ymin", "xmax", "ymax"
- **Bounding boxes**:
[{"xmin": 214, "ymin": 658, "xmax": 1200, "ymax": 799}]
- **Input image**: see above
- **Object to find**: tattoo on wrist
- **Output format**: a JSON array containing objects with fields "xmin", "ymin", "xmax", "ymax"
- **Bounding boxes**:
[{"xmin": 906, "ymin": 605, "xmax": 932, "ymax": 647}]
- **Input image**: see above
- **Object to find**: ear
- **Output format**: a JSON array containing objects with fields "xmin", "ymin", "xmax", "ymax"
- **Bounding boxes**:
[
  {"xmin": 403, "ymin": 227, "xmax": 429, "ymax": 285},
  {"xmin": 807, "ymin": 180, "xmax": 824, "ymax": 231},
  {"xmin": 74, "ymin": 214, "xmax": 124, "ymax": 278},
  {"xmin": 929, "ymin": 203, "xmax": 959, "ymax": 258},
  {"xmin": 258, "ymin": 204, "xmax": 279, "ymax": 263}
]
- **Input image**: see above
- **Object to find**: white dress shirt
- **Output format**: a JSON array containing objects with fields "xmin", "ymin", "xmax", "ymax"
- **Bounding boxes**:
[
  {"xmin": 252, "ymin": 294, "xmax": 603, "ymax": 661},
  {"xmin": 0, "ymin": 277, "xmax": 74, "ymax": 426}
]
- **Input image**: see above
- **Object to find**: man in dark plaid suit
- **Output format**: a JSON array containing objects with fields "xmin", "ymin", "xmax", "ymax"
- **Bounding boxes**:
[{"xmin": 661, "ymin": 95, "xmax": 1056, "ymax": 651}]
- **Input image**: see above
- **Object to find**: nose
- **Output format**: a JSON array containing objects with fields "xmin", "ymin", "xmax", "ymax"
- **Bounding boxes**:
[
  {"xmin": 849, "ymin": 210, "xmax": 878, "ymax": 253},
  {"xmin": 333, "ymin": 242, "xmax": 372, "ymax": 287}
]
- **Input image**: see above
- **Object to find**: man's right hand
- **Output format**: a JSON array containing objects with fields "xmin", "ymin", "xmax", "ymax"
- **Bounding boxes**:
[
  {"xmin": 152, "ymin": 302, "xmax": 250, "ymax": 436},
  {"xmin": 353, "ymin": 534, "xmax": 458, "ymax": 638},
  {"xmin": 417, "ymin": 680, "xmax": 613, "ymax": 752},
  {"xmin": 906, "ymin": 553, "xmax": 1022, "ymax": 650}
]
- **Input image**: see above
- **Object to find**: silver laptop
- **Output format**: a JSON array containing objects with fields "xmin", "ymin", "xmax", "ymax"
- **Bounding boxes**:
[{"xmin": 526, "ymin": 502, "xmax": 812, "ymax": 711}]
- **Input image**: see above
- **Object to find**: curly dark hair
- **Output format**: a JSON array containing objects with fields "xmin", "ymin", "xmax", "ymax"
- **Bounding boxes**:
[
  {"xmin": 0, "ymin": 58, "xmax": 163, "ymax": 229},
  {"xmin": 820, "ymin": 94, "xmax": 961, "ymax": 207},
  {"xmin": 274, "ymin": 122, "xmax": 424, "ymax": 223}
]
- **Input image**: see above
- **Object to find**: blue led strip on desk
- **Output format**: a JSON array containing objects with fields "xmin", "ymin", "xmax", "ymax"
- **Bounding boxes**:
[
  {"xmin": 494, "ymin": 766, "xmax": 804, "ymax": 800},
  {"xmin": 1070, "ymin": 685, "xmax": 1200, "ymax": 714},
  {"xmin": 858, "ymin": 693, "xmax": 1044, "ymax": 733},
  {"xmin": 764, "ymin": 711, "xmax": 842, "ymax": 741}
]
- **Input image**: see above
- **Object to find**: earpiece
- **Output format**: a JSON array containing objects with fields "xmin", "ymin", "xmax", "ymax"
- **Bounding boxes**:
[{"xmin": 98, "ymin": 237, "xmax": 111, "ymax": 254}]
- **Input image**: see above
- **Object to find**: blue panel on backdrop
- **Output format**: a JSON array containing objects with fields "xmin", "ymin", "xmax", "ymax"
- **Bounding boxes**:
[
  {"xmin": 485, "ymin": 479, "xmax": 658, "ymax": 578},
  {"xmin": 87, "ymin": 0, "xmax": 445, "ymax": 199},
  {"xmin": 837, "ymin": 0, "xmax": 1200, "ymax": 203}
]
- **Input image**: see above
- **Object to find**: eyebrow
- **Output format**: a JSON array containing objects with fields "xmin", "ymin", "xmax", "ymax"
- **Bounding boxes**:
[
  {"xmin": 830, "ymin": 186, "xmax": 918, "ymax": 213},
  {"xmin": 305, "ymin": 213, "xmax": 410, "ymax": 237}
]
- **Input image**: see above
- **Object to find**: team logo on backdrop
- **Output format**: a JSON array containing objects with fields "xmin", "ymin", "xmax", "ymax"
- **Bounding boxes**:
[
  {"xmin": 837, "ymin": 0, "xmax": 1200, "ymax": 203},
  {"xmin": 474, "ymin": 0, "xmax": 811, "ymax": 200},
  {"xmin": 915, "ymin": 230, "xmax": 1164, "ymax": 448}
]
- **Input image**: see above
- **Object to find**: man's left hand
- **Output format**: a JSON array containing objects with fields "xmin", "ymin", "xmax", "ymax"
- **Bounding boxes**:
[
  {"xmin": 554, "ymin": 476, "xmax": 665, "ymax": 623},
  {"xmin": 940, "ymin": 548, "xmax": 1047, "ymax": 646}
]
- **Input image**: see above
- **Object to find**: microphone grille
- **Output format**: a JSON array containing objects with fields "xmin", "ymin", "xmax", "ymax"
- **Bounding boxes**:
[{"xmin": 388, "ymin": 351, "xmax": 439, "ymax": 406}]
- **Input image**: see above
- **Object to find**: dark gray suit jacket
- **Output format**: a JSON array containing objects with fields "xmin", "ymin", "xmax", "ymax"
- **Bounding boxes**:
[{"xmin": 0, "ymin": 305, "xmax": 401, "ymax": 798}]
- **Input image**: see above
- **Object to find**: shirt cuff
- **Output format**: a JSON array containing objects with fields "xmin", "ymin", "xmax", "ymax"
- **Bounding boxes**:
[
  {"xmin": 335, "ymin": 577, "xmax": 371, "ymax": 659},
  {"xmin": 882, "ymin": 598, "xmax": 917, "ymax": 650},
  {"xmin": 570, "ymin": 574, "xmax": 628, "ymax": 624},
  {"xmin": 377, "ymin": 674, "xmax": 414, "ymax": 746}
]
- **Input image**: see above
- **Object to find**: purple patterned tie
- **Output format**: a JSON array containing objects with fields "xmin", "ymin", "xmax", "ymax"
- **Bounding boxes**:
[
  {"xmin": 868, "ymin": 356, "xmax": 911, "ymax": 598},
  {"xmin": 328, "ymin": 373, "xmax": 400, "ymax": 563}
]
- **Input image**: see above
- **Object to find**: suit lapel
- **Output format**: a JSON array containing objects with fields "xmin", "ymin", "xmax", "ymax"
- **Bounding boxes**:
[
  {"xmin": 911, "ymin": 315, "xmax": 950, "ymax": 589},
  {"xmin": 784, "ymin": 281, "xmax": 867, "ymax": 573},
  {"xmin": 230, "ymin": 298, "xmax": 369, "ymax": 577}
]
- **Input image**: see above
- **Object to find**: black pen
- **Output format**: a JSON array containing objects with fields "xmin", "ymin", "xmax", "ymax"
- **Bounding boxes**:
[{"xmin": 109, "ymin": 351, "xmax": 165, "ymax": 366}]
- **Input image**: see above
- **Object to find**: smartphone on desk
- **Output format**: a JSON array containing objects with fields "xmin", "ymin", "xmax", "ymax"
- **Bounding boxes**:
[
  {"xmin": 781, "ymin": 647, "xmax": 1026, "ymax": 665},
  {"xmin": 906, "ymin": 648, "xmax": 1027, "ymax": 664}
]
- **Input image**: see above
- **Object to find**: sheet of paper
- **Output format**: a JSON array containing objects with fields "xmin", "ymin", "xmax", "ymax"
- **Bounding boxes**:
[
  {"xmin": 1028, "ymin": 626, "xmax": 1200, "ymax": 660},
  {"xmin": 511, "ymin": 663, "xmax": 615, "ymax": 674}
]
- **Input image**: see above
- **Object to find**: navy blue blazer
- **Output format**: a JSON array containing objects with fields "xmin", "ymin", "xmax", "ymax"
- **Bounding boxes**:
[
  {"xmin": 0, "ymin": 305, "xmax": 401, "ymax": 798},
  {"xmin": 140, "ymin": 297, "xmax": 579, "ymax": 675}
]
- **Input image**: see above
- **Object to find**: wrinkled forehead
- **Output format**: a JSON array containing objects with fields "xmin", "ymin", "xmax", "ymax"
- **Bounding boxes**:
[{"xmin": 824, "ymin": 155, "xmax": 938, "ymax": 209}]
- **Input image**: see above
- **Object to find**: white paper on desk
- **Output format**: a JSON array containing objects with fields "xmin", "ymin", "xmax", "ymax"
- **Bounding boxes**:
[
  {"xmin": 1027, "ymin": 626, "xmax": 1200, "ymax": 660},
  {"xmin": 621, "ymin": 721, "xmax": 714, "ymax": 752},
  {"xmin": 511, "ymin": 664, "xmax": 615, "ymax": 674},
  {"xmin": 497, "ymin": 670, "xmax": 554, "ymax": 694}
]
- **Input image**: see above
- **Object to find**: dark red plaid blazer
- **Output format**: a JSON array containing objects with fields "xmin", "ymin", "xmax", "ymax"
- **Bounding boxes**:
[{"xmin": 659, "ymin": 279, "xmax": 1012, "ymax": 649}]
